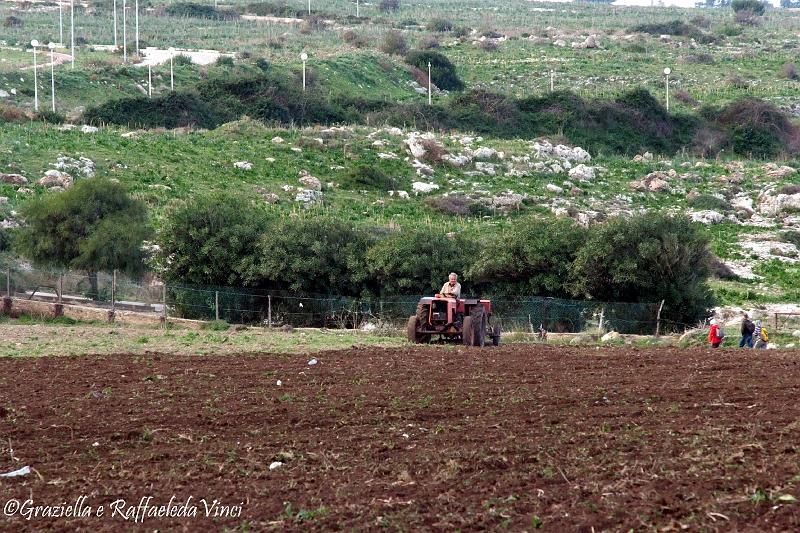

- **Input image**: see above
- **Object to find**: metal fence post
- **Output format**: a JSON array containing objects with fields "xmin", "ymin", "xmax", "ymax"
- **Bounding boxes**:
[
  {"xmin": 267, "ymin": 295, "xmax": 272, "ymax": 328},
  {"xmin": 58, "ymin": 275, "xmax": 63, "ymax": 304},
  {"xmin": 6, "ymin": 268, "xmax": 10, "ymax": 297},
  {"xmin": 111, "ymin": 269, "xmax": 117, "ymax": 313},
  {"xmin": 598, "ymin": 307, "xmax": 605, "ymax": 332},
  {"xmin": 162, "ymin": 284, "xmax": 167, "ymax": 326},
  {"xmin": 215, "ymin": 291, "xmax": 219, "ymax": 321}
]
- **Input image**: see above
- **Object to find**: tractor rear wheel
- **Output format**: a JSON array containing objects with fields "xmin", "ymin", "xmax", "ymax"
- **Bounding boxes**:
[
  {"xmin": 491, "ymin": 324, "xmax": 501, "ymax": 346},
  {"xmin": 471, "ymin": 306, "xmax": 486, "ymax": 347},
  {"xmin": 462, "ymin": 316, "xmax": 474, "ymax": 346},
  {"xmin": 407, "ymin": 315, "xmax": 422, "ymax": 344}
]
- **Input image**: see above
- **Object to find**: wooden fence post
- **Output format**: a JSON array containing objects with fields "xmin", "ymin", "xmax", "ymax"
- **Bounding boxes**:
[
  {"xmin": 267, "ymin": 295, "xmax": 272, "ymax": 328},
  {"xmin": 655, "ymin": 300, "xmax": 665, "ymax": 337},
  {"xmin": 215, "ymin": 291, "xmax": 219, "ymax": 321},
  {"xmin": 162, "ymin": 284, "xmax": 167, "ymax": 327}
]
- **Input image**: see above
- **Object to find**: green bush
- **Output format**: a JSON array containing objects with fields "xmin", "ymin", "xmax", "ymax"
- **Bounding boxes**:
[
  {"xmin": 717, "ymin": 23, "xmax": 742, "ymax": 36},
  {"xmin": 0, "ymin": 227, "xmax": 14, "ymax": 252},
  {"xmin": 158, "ymin": 194, "xmax": 268, "ymax": 287},
  {"xmin": 688, "ymin": 194, "xmax": 731, "ymax": 212},
  {"xmin": 779, "ymin": 231, "xmax": 800, "ymax": 248},
  {"xmin": 172, "ymin": 54, "xmax": 194, "ymax": 67},
  {"xmin": 242, "ymin": 218, "xmax": 374, "ymax": 296},
  {"xmin": 426, "ymin": 18, "xmax": 454, "ymax": 32},
  {"xmin": 468, "ymin": 218, "xmax": 586, "ymax": 298},
  {"xmin": 715, "ymin": 98, "xmax": 798, "ymax": 158},
  {"xmin": 165, "ymin": 3, "xmax": 239, "ymax": 19},
  {"xmin": 255, "ymin": 58, "xmax": 271, "ymax": 72},
  {"xmin": 243, "ymin": 1, "xmax": 303, "ymax": 17},
  {"xmin": 380, "ymin": 31, "xmax": 408, "ymax": 55},
  {"xmin": 404, "ymin": 50, "xmax": 464, "ymax": 91},
  {"xmin": 571, "ymin": 213, "xmax": 714, "ymax": 328},
  {"xmin": 452, "ymin": 26, "xmax": 471, "ymax": 38},
  {"xmin": 449, "ymin": 90, "xmax": 522, "ymax": 135},
  {"xmin": 34, "ymin": 110, "xmax": 65, "ymax": 124},
  {"xmin": 732, "ymin": 0, "xmax": 766, "ymax": 14},
  {"xmin": 631, "ymin": 19, "xmax": 717, "ymax": 44},
  {"xmin": 215, "ymin": 56, "xmax": 234, "ymax": 67},
  {"xmin": 340, "ymin": 165, "xmax": 397, "ymax": 191},
  {"xmin": 366, "ymin": 228, "xmax": 478, "ymax": 296},
  {"xmin": 84, "ymin": 91, "xmax": 225, "ymax": 129},
  {"xmin": 85, "ymin": 72, "xmax": 354, "ymax": 128}
]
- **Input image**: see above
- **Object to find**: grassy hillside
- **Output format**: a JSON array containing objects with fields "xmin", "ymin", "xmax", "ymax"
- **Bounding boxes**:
[{"xmin": 1, "ymin": 0, "xmax": 799, "ymax": 307}]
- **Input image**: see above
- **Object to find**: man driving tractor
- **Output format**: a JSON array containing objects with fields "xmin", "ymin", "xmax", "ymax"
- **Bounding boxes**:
[{"xmin": 440, "ymin": 273, "xmax": 461, "ymax": 300}]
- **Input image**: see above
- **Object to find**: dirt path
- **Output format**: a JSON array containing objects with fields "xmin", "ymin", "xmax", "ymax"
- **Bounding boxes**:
[
  {"xmin": 20, "ymin": 51, "xmax": 73, "ymax": 71},
  {"xmin": 1, "ymin": 345, "xmax": 799, "ymax": 530}
]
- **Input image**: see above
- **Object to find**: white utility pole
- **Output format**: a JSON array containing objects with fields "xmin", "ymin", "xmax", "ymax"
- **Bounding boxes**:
[
  {"xmin": 122, "ymin": 0, "xmax": 127, "ymax": 62},
  {"xmin": 31, "ymin": 40, "xmax": 39, "ymax": 112},
  {"xmin": 301, "ymin": 52, "xmax": 308, "ymax": 90},
  {"xmin": 59, "ymin": 2, "xmax": 63, "ymax": 45},
  {"xmin": 427, "ymin": 61, "xmax": 432, "ymax": 105},
  {"xmin": 135, "ymin": 0, "xmax": 139, "ymax": 56},
  {"xmin": 169, "ymin": 47, "xmax": 175, "ymax": 90},
  {"xmin": 113, "ymin": 0, "xmax": 118, "ymax": 48},
  {"xmin": 49, "ymin": 42, "xmax": 56, "ymax": 112},
  {"xmin": 664, "ymin": 67, "xmax": 671, "ymax": 111},
  {"xmin": 148, "ymin": 63, "xmax": 152, "ymax": 97},
  {"xmin": 70, "ymin": 0, "xmax": 74, "ymax": 68}
]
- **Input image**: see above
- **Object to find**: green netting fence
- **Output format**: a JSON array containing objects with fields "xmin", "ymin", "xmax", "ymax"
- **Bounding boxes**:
[{"xmin": 0, "ymin": 263, "xmax": 666, "ymax": 334}]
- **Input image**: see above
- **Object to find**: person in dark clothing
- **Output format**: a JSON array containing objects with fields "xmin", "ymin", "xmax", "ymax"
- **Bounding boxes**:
[{"xmin": 739, "ymin": 313, "xmax": 755, "ymax": 348}]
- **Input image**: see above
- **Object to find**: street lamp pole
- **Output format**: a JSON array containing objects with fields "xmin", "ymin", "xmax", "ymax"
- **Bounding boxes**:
[
  {"xmin": 49, "ymin": 42, "xmax": 56, "ymax": 112},
  {"xmin": 427, "ymin": 61, "xmax": 432, "ymax": 105},
  {"xmin": 31, "ymin": 40, "xmax": 39, "ymax": 112},
  {"xmin": 58, "ymin": 2, "xmax": 63, "ymax": 45},
  {"xmin": 113, "ymin": 0, "xmax": 118, "ymax": 48},
  {"xmin": 663, "ymin": 67, "xmax": 671, "ymax": 112},
  {"xmin": 70, "ymin": 0, "xmax": 74, "ymax": 68},
  {"xmin": 135, "ymin": 0, "xmax": 139, "ymax": 57},
  {"xmin": 301, "ymin": 52, "xmax": 308, "ymax": 91},
  {"xmin": 122, "ymin": 0, "xmax": 127, "ymax": 62},
  {"xmin": 169, "ymin": 47, "xmax": 175, "ymax": 90}
]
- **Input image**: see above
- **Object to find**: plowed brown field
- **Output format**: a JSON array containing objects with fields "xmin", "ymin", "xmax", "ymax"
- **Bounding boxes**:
[{"xmin": 1, "ymin": 345, "xmax": 800, "ymax": 531}]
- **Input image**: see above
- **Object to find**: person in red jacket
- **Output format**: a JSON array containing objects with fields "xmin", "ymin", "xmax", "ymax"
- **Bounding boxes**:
[{"xmin": 708, "ymin": 319, "xmax": 724, "ymax": 348}]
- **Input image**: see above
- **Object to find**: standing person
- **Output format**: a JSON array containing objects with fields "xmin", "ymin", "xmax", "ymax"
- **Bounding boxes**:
[
  {"xmin": 708, "ymin": 319, "xmax": 724, "ymax": 348},
  {"xmin": 753, "ymin": 320, "xmax": 769, "ymax": 349},
  {"xmin": 739, "ymin": 313, "xmax": 755, "ymax": 348},
  {"xmin": 440, "ymin": 273, "xmax": 461, "ymax": 300}
]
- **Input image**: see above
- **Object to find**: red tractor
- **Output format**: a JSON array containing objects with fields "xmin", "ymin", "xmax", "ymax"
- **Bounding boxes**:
[{"xmin": 407, "ymin": 294, "xmax": 500, "ymax": 346}]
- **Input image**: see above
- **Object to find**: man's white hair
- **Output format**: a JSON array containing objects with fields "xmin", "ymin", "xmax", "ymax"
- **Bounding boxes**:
[{"xmin": 449, "ymin": 273, "xmax": 457, "ymax": 278}]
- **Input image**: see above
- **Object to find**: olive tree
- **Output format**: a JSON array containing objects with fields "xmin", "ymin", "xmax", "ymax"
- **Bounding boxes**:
[{"xmin": 15, "ymin": 178, "xmax": 151, "ymax": 299}]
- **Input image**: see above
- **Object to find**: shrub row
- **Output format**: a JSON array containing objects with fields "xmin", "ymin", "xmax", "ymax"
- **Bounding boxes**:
[
  {"xmin": 84, "ymin": 68, "xmax": 799, "ymax": 158},
  {"xmin": 156, "ymin": 195, "xmax": 716, "ymax": 327}
]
